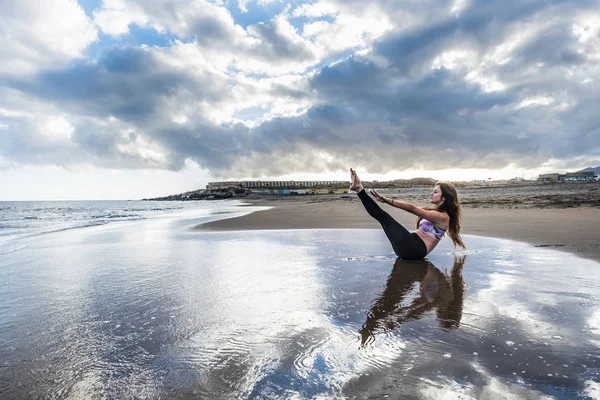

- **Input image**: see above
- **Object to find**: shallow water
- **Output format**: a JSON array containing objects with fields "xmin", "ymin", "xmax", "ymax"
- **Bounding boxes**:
[
  {"xmin": 0, "ymin": 200, "xmax": 260, "ymax": 247},
  {"xmin": 1, "ymin": 211, "xmax": 599, "ymax": 399}
]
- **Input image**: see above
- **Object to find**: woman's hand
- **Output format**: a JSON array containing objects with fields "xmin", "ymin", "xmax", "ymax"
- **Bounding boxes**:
[{"xmin": 370, "ymin": 189, "xmax": 388, "ymax": 204}]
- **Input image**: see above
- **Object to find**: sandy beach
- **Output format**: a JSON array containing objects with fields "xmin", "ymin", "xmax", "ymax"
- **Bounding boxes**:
[{"xmin": 196, "ymin": 182, "xmax": 600, "ymax": 262}]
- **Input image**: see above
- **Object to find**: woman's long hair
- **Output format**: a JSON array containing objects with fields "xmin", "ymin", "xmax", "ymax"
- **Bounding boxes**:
[
  {"xmin": 437, "ymin": 255, "xmax": 466, "ymax": 330},
  {"xmin": 417, "ymin": 182, "xmax": 465, "ymax": 249}
]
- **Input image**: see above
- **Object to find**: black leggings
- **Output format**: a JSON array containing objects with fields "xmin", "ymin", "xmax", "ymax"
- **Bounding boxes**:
[{"xmin": 358, "ymin": 189, "xmax": 427, "ymax": 260}]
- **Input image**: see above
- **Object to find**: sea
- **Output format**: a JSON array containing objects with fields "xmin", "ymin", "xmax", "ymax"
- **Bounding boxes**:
[
  {"xmin": 0, "ymin": 200, "xmax": 261, "ymax": 255},
  {"xmin": 1, "ymin": 200, "xmax": 599, "ymax": 399}
]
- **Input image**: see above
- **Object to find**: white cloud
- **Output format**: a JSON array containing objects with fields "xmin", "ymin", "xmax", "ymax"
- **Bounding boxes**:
[
  {"xmin": 94, "ymin": 0, "xmax": 244, "ymax": 40},
  {"xmin": 516, "ymin": 96, "xmax": 555, "ymax": 109},
  {"xmin": 93, "ymin": 0, "xmax": 149, "ymax": 36},
  {"xmin": 92, "ymin": 0, "xmax": 398, "ymax": 76},
  {"xmin": 450, "ymin": 0, "xmax": 470, "ymax": 16},
  {"xmin": 38, "ymin": 115, "xmax": 75, "ymax": 141},
  {"xmin": 294, "ymin": 1, "xmax": 393, "ymax": 55},
  {"xmin": 148, "ymin": 41, "xmax": 314, "ymax": 123},
  {"xmin": 292, "ymin": 1, "xmax": 338, "ymax": 18},
  {"xmin": 0, "ymin": 0, "xmax": 97, "ymax": 75},
  {"xmin": 431, "ymin": 49, "xmax": 476, "ymax": 70},
  {"xmin": 93, "ymin": 0, "xmax": 317, "ymax": 75},
  {"xmin": 116, "ymin": 135, "xmax": 167, "ymax": 165},
  {"xmin": 0, "ymin": 106, "xmax": 33, "ymax": 119},
  {"xmin": 572, "ymin": 13, "xmax": 600, "ymax": 44},
  {"xmin": 301, "ymin": 20, "xmax": 331, "ymax": 38}
]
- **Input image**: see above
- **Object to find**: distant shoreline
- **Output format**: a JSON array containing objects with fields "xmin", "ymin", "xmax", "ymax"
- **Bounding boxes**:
[
  {"xmin": 237, "ymin": 180, "xmax": 600, "ymax": 209},
  {"xmin": 145, "ymin": 180, "xmax": 599, "ymax": 202}
]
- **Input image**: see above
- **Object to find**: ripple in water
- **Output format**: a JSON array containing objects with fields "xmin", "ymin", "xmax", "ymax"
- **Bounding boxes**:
[{"xmin": 1, "ymin": 229, "xmax": 600, "ymax": 399}]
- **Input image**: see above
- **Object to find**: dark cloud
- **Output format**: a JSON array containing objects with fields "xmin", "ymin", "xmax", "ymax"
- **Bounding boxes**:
[
  {"xmin": 270, "ymin": 82, "xmax": 307, "ymax": 99},
  {"xmin": 9, "ymin": 46, "xmax": 229, "ymax": 124},
  {"xmin": 247, "ymin": 19, "xmax": 315, "ymax": 62},
  {"xmin": 309, "ymin": 61, "xmax": 521, "ymax": 167},
  {"xmin": 153, "ymin": 121, "xmax": 251, "ymax": 171},
  {"xmin": 298, "ymin": 0, "xmax": 600, "ymax": 171},
  {"xmin": 0, "ymin": 115, "xmax": 168, "ymax": 170},
  {"xmin": 193, "ymin": 15, "xmax": 237, "ymax": 45}
]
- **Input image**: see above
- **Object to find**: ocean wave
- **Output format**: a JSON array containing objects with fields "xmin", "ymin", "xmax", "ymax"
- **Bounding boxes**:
[
  {"xmin": 0, "ymin": 224, "xmax": 27, "ymax": 230},
  {"xmin": 120, "ymin": 206, "xmax": 184, "ymax": 212},
  {"xmin": 106, "ymin": 213, "xmax": 142, "ymax": 219},
  {"xmin": 58, "ymin": 215, "xmax": 145, "ymax": 232},
  {"xmin": 88, "ymin": 213, "xmax": 142, "ymax": 220},
  {"xmin": 31, "ymin": 207, "xmax": 78, "ymax": 212},
  {"xmin": 41, "ymin": 220, "xmax": 110, "ymax": 234},
  {"xmin": 0, "ymin": 245, "xmax": 28, "ymax": 256},
  {"xmin": 2, "ymin": 216, "xmax": 147, "ymax": 241},
  {"xmin": 0, "ymin": 201, "xmax": 214, "ymax": 242}
]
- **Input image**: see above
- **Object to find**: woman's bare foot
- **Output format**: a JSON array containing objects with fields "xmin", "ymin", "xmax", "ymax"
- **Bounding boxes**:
[{"xmin": 349, "ymin": 168, "xmax": 364, "ymax": 192}]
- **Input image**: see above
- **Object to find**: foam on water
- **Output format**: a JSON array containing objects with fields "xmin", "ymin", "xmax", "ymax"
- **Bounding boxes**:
[{"xmin": 0, "ymin": 200, "xmax": 262, "ymax": 254}]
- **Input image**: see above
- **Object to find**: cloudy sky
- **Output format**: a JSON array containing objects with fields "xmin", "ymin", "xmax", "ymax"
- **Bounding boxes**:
[{"xmin": 1, "ymin": 0, "xmax": 599, "ymax": 200}]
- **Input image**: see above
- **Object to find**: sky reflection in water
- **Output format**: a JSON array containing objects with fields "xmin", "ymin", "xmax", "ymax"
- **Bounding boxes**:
[{"xmin": 1, "ymin": 221, "xmax": 599, "ymax": 399}]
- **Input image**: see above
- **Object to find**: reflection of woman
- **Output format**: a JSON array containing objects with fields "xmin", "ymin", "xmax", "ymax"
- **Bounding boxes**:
[
  {"xmin": 360, "ymin": 256, "xmax": 466, "ymax": 346},
  {"xmin": 349, "ymin": 168, "xmax": 465, "ymax": 259}
]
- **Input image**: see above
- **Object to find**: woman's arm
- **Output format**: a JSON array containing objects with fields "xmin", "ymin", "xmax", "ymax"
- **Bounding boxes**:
[{"xmin": 370, "ymin": 189, "xmax": 449, "ymax": 227}]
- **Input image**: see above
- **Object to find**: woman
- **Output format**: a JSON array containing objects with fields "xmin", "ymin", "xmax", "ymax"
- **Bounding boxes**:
[{"xmin": 349, "ymin": 168, "xmax": 465, "ymax": 259}]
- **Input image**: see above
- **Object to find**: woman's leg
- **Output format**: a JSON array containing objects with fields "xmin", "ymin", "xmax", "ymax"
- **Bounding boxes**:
[
  {"xmin": 357, "ymin": 189, "xmax": 418, "ymax": 257},
  {"xmin": 350, "ymin": 169, "xmax": 426, "ymax": 259}
]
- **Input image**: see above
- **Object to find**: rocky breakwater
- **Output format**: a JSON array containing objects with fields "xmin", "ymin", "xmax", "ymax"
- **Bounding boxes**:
[{"xmin": 143, "ymin": 187, "xmax": 249, "ymax": 201}]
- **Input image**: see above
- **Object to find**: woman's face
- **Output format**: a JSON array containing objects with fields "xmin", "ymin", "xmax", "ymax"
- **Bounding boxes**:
[{"xmin": 430, "ymin": 185, "xmax": 445, "ymax": 205}]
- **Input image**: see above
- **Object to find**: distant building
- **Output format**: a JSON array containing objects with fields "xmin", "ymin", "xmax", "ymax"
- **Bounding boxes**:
[
  {"xmin": 538, "ymin": 173, "xmax": 560, "ymax": 182},
  {"xmin": 538, "ymin": 172, "xmax": 596, "ymax": 182},
  {"xmin": 564, "ymin": 172, "xmax": 596, "ymax": 181},
  {"xmin": 207, "ymin": 180, "xmax": 348, "ymax": 190},
  {"xmin": 206, "ymin": 181, "xmax": 243, "ymax": 189}
]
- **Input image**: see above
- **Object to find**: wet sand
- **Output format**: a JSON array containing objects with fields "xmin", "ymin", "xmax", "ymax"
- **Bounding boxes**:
[
  {"xmin": 3, "ymin": 201, "xmax": 600, "ymax": 398},
  {"xmin": 196, "ymin": 183, "xmax": 600, "ymax": 262},
  {"xmin": 4, "ymin": 226, "xmax": 600, "ymax": 398}
]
